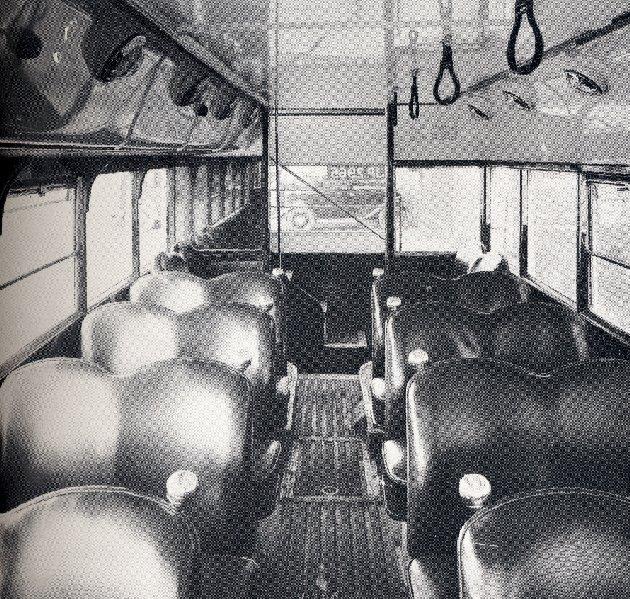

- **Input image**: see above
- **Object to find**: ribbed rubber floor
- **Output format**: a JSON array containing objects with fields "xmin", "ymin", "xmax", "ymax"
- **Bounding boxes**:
[{"xmin": 255, "ymin": 375, "xmax": 408, "ymax": 599}]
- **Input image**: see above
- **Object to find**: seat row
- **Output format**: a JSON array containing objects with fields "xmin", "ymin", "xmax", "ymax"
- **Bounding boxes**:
[
  {"xmin": 361, "ymin": 250, "xmax": 630, "ymax": 597},
  {"xmin": 0, "ymin": 265, "xmax": 297, "ymax": 597}
]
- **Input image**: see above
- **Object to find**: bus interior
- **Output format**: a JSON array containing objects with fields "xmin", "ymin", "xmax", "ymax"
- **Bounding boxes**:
[{"xmin": 1, "ymin": 0, "xmax": 630, "ymax": 597}]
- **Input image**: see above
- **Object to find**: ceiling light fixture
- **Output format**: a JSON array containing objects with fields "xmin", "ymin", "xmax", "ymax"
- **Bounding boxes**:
[
  {"xmin": 565, "ymin": 69, "xmax": 607, "ymax": 95},
  {"xmin": 502, "ymin": 89, "xmax": 534, "ymax": 111}
]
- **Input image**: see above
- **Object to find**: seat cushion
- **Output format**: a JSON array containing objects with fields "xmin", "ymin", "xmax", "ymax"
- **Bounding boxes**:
[{"xmin": 458, "ymin": 489, "xmax": 630, "ymax": 599}]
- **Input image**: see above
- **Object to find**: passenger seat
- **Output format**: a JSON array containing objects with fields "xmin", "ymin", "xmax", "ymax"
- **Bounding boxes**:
[
  {"xmin": 0, "ymin": 357, "xmax": 260, "ymax": 553},
  {"xmin": 0, "ymin": 486, "xmax": 257, "ymax": 599}
]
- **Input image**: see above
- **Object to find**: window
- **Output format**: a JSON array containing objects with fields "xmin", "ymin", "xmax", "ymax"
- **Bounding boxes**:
[
  {"xmin": 488, "ymin": 167, "xmax": 521, "ymax": 273},
  {"xmin": 139, "ymin": 169, "xmax": 169, "ymax": 272},
  {"xmin": 589, "ymin": 180, "xmax": 630, "ymax": 333},
  {"xmin": 269, "ymin": 163, "xmax": 386, "ymax": 253},
  {"xmin": 395, "ymin": 166, "xmax": 483, "ymax": 252},
  {"xmin": 526, "ymin": 170, "xmax": 578, "ymax": 302},
  {"xmin": 0, "ymin": 185, "xmax": 77, "ymax": 369},
  {"xmin": 86, "ymin": 172, "xmax": 134, "ymax": 306},
  {"xmin": 270, "ymin": 114, "xmax": 386, "ymax": 254}
]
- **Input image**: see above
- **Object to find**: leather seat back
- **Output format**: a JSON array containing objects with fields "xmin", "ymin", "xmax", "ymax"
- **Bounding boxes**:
[
  {"xmin": 385, "ymin": 301, "xmax": 588, "ymax": 438},
  {"xmin": 458, "ymin": 489, "xmax": 630, "ymax": 599},
  {"xmin": 0, "ymin": 486, "xmax": 197, "ymax": 599},
  {"xmin": 490, "ymin": 302, "xmax": 589, "ymax": 374},
  {"xmin": 551, "ymin": 359, "xmax": 630, "ymax": 489},
  {"xmin": 406, "ymin": 359, "xmax": 549, "ymax": 556},
  {"xmin": 81, "ymin": 302, "xmax": 277, "ymax": 434},
  {"xmin": 407, "ymin": 358, "xmax": 630, "ymax": 558},
  {"xmin": 130, "ymin": 270, "xmax": 285, "ymax": 351},
  {"xmin": 448, "ymin": 272, "xmax": 526, "ymax": 315},
  {"xmin": 0, "ymin": 357, "xmax": 253, "ymax": 551},
  {"xmin": 385, "ymin": 303, "xmax": 485, "ymax": 437}
]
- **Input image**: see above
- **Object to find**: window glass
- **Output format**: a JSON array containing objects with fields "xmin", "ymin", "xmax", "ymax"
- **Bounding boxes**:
[
  {"xmin": 396, "ymin": 166, "xmax": 483, "ymax": 252},
  {"xmin": 526, "ymin": 170, "xmax": 578, "ymax": 301},
  {"xmin": 139, "ymin": 169, "xmax": 169, "ymax": 272},
  {"xmin": 0, "ymin": 257, "xmax": 76, "ymax": 368},
  {"xmin": 269, "ymin": 164, "xmax": 386, "ymax": 253},
  {"xmin": 86, "ymin": 172, "xmax": 134, "ymax": 306},
  {"xmin": 488, "ymin": 167, "xmax": 520, "ymax": 272},
  {"xmin": 0, "ymin": 186, "xmax": 75, "ymax": 287},
  {"xmin": 589, "ymin": 180, "xmax": 630, "ymax": 332}
]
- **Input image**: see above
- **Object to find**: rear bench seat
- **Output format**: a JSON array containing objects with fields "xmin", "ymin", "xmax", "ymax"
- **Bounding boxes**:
[{"xmin": 0, "ymin": 357, "xmax": 262, "ymax": 554}]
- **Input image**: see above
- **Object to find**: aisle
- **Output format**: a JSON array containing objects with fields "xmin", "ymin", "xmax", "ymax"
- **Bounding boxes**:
[{"xmin": 255, "ymin": 374, "xmax": 408, "ymax": 599}]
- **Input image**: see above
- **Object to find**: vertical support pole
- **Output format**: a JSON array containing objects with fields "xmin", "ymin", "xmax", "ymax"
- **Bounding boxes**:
[
  {"xmin": 261, "ymin": 108, "xmax": 271, "ymax": 271},
  {"xmin": 385, "ymin": 96, "xmax": 396, "ymax": 271},
  {"xmin": 131, "ymin": 170, "xmax": 144, "ymax": 278},
  {"xmin": 75, "ymin": 175, "xmax": 89, "ymax": 314},
  {"xmin": 273, "ymin": 0, "xmax": 282, "ymax": 269},
  {"xmin": 481, "ymin": 166, "xmax": 490, "ymax": 250},
  {"xmin": 576, "ymin": 173, "xmax": 590, "ymax": 313},
  {"xmin": 518, "ymin": 168, "xmax": 528, "ymax": 277},
  {"xmin": 384, "ymin": 0, "xmax": 396, "ymax": 272},
  {"xmin": 166, "ymin": 167, "xmax": 176, "ymax": 250}
]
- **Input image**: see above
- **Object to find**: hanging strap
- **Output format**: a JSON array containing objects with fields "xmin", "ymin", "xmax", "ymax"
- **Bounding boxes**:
[
  {"xmin": 433, "ymin": 0, "xmax": 461, "ymax": 105},
  {"xmin": 408, "ymin": 30, "xmax": 420, "ymax": 119},
  {"xmin": 506, "ymin": 0, "xmax": 544, "ymax": 75}
]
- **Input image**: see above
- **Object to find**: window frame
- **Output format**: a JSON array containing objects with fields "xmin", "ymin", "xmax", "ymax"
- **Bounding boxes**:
[
  {"xmin": 581, "ymin": 173, "xmax": 630, "ymax": 343},
  {"xmin": 0, "ymin": 182, "xmax": 83, "ymax": 379},
  {"xmin": 519, "ymin": 166, "xmax": 580, "ymax": 308}
]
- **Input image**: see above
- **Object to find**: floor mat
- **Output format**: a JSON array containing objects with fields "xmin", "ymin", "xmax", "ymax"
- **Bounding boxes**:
[{"xmin": 255, "ymin": 375, "xmax": 408, "ymax": 599}]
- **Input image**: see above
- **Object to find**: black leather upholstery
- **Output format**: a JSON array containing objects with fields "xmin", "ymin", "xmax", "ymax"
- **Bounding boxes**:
[
  {"xmin": 0, "ymin": 357, "xmax": 256, "ymax": 552},
  {"xmin": 385, "ymin": 301, "xmax": 588, "ymax": 439},
  {"xmin": 0, "ymin": 486, "xmax": 197, "ymax": 599},
  {"xmin": 371, "ymin": 270, "xmax": 522, "ymax": 375},
  {"xmin": 458, "ymin": 489, "xmax": 630, "ymax": 599},
  {"xmin": 406, "ymin": 358, "xmax": 630, "ymax": 558},
  {"xmin": 81, "ymin": 301, "xmax": 283, "ymax": 436}
]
